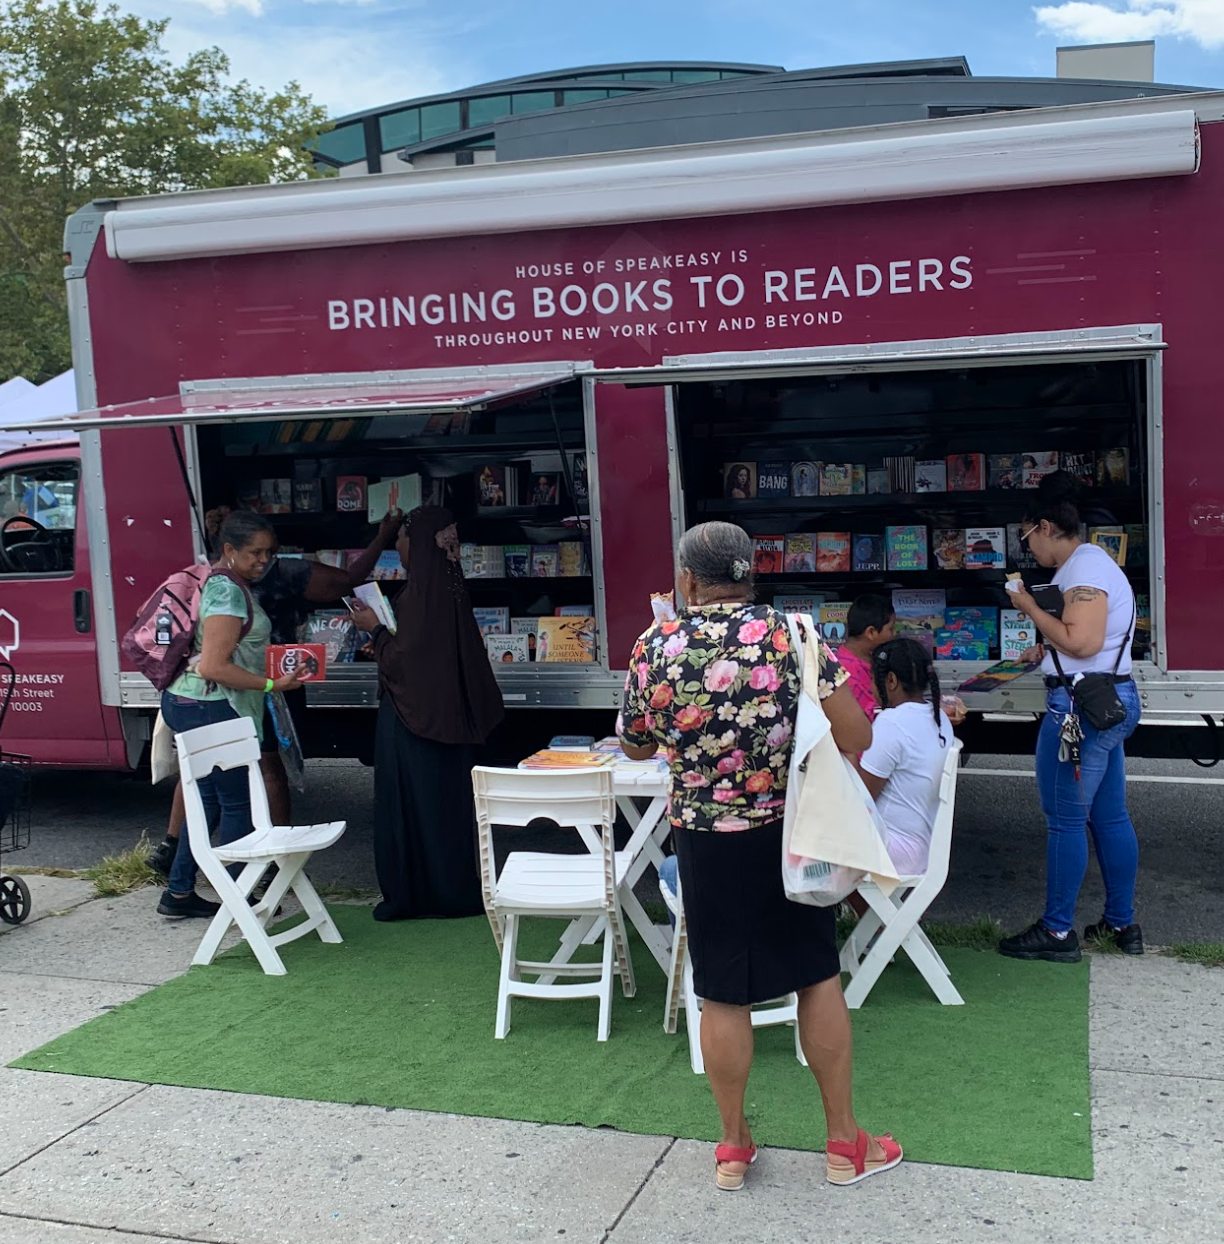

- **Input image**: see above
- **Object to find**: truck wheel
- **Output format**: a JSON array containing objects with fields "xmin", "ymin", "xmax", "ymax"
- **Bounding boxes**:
[{"xmin": 0, "ymin": 875, "xmax": 30, "ymax": 924}]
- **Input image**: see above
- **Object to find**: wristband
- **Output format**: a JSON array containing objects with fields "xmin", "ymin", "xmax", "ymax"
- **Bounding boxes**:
[{"xmin": 265, "ymin": 678, "xmax": 275, "ymax": 693}]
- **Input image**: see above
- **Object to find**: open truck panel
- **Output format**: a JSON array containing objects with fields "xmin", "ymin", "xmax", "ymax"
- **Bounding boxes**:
[{"xmin": 2, "ymin": 94, "xmax": 1223, "ymax": 767}]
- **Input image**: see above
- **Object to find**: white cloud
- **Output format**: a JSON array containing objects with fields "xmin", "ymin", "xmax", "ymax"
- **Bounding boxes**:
[
  {"xmin": 175, "ymin": 0, "xmax": 266, "ymax": 14},
  {"xmin": 1034, "ymin": 1, "xmax": 1224, "ymax": 50}
]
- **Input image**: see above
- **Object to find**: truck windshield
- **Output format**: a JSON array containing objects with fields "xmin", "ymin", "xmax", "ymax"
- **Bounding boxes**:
[{"xmin": 0, "ymin": 460, "xmax": 79, "ymax": 575}]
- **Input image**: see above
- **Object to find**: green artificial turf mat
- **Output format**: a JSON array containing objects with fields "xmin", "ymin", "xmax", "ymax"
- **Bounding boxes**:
[{"xmin": 11, "ymin": 906, "xmax": 1092, "ymax": 1178}]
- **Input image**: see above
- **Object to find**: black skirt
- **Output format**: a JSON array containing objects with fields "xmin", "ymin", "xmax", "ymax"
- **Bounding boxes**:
[{"xmin": 674, "ymin": 819, "xmax": 841, "ymax": 1006}]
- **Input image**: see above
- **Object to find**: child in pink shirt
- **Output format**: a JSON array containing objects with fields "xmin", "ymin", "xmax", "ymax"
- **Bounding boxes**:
[{"xmin": 835, "ymin": 594, "xmax": 896, "ymax": 721}]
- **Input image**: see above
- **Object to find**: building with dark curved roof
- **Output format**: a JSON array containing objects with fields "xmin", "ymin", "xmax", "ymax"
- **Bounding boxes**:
[{"xmin": 311, "ymin": 43, "xmax": 1207, "ymax": 176}]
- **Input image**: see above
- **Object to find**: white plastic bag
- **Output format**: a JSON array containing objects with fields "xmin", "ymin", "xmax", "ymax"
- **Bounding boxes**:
[{"xmin": 149, "ymin": 712, "xmax": 177, "ymax": 785}]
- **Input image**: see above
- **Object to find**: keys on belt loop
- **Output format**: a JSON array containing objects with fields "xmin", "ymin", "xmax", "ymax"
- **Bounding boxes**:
[{"xmin": 1058, "ymin": 710, "xmax": 1084, "ymax": 781}]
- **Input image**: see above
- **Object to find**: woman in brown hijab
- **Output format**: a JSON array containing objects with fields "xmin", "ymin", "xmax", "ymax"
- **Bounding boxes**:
[{"xmin": 349, "ymin": 506, "xmax": 504, "ymax": 920}]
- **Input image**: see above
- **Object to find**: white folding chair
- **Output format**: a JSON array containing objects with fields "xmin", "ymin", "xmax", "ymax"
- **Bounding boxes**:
[
  {"xmin": 840, "ymin": 737, "xmax": 964, "ymax": 1008},
  {"xmin": 175, "ymin": 717, "xmax": 346, "ymax": 977},
  {"xmin": 664, "ymin": 878, "xmax": 806, "ymax": 1074},
  {"xmin": 472, "ymin": 766, "xmax": 635, "ymax": 1042}
]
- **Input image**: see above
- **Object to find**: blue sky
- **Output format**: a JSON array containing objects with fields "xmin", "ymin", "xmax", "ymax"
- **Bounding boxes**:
[{"xmin": 132, "ymin": 1, "xmax": 1224, "ymax": 116}]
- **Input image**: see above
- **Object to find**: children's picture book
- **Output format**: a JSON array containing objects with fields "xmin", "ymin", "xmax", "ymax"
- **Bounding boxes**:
[
  {"xmin": 486, "ymin": 634, "xmax": 530, "ymax": 664},
  {"xmin": 371, "ymin": 550, "xmax": 407, "ymax": 581},
  {"xmin": 503, "ymin": 544, "xmax": 530, "ymax": 578},
  {"xmin": 945, "ymin": 605, "xmax": 999, "ymax": 647},
  {"xmin": 261, "ymin": 479, "xmax": 292, "ymax": 514},
  {"xmin": 293, "ymin": 480, "xmax": 322, "ymax": 513},
  {"xmin": 935, "ymin": 630, "xmax": 989, "ymax": 661},
  {"xmin": 816, "ymin": 531, "xmax": 851, "ymax": 572},
  {"xmin": 866, "ymin": 467, "xmax": 891, "ymax": 495},
  {"xmin": 852, "ymin": 533, "xmax": 885, "ymax": 573},
  {"xmin": 885, "ymin": 456, "xmax": 916, "ymax": 493},
  {"xmin": 892, "ymin": 589, "xmax": 946, "ymax": 656},
  {"xmin": 352, "ymin": 581, "xmax": 397, "ymax": 633},
  {"xmin": 947, "ymin": 453, "xmax": 985, "ymax": 491},
  {"xmin": 915, "ymin": 460, "xmax": 947, "ymax": 493},
  {"xmin": 530, "ymin": 544, "xmax": 560, "ymax": 578},
  {"xmin": 773, "ymin": 594, "xmax": 824, "ymax": 616},
  {"xmin": 469, "ymin": 545, "xmax": 504, "ymax": 579},
  {"xmin": 537, "ymin": 615, "xmax": 597, "ymax": 663},
  {"xmin": 784, "ymin": 533, "xmax": 817, "ymax": 573},
  {"xmin": 851, "ymin": 465, "xmax": 867, "ymax": 495},
  {"xmin": 1090, "ymin": 529, "xmax": 1128, "ymax": 565},
  {"xmin": 475, "ymin": 464, "xmax": 508, "ymax": 507},
  {"xmin": 1006, "ymin": 523, "xmax": 1040, "ymax": 570},
  {"xmin": 1124, "ymin": 524, "xmax": 1148, "ymax": 568},
  {"xmin": 1097, "ymin": 447, "xmax": 1130, "ymax": 486},
  {"xmin": 369, "ymin": 473, "xmax": 422, "ymax": 521},
  {"xmin": 885, "ymin": 525, "xmax": 928, "ymax": 571},
  {"xmin": 964, "ymin": 526, "xmax": 1006, "ymax": 571},
  {"xmin": 818, "ymin": 602, "xmax": 851, "ymax": 644},
  {"xmin": 472, "ymin": 607, "xmax": 511, "ymax": 637},
  {"xmin": 1021, "ymin": 451, "xmax": 1059, "ymax": 489},
  {"xmin": 1060, "ymin": 451, "xmax": 1096, "ymax": 488},
  {"xmin": 757, "ymin": 463, "xmax": 790, "ymax": 497},
  {"xmin": 987, "ymin": 452, "xmax": 1024, "ymax": 490},
  {"xmin": 957, "ymin": 658, "xmax": 1042, "ymax": 694},
  {"xmin": 519, "ymin": 749, "xmax": 615, "ymax": 770},
  {"xmin": 790, "ymin": 461, "xmax": 820, "ymax": 498},
  {"xmin": 753, "ymin": 535, "xmax": 785, "ymax": 575},
  {"xmin": 529, "ymin": 472, "xmax": 562, "ymax": 507},
  {"xmin": 933, "ymin": 528, "xmax": 966, "ymax": 570},
  {"xmin": 1001, "ymin": 609, "xmax": 1035, "ymax": 661},
  {"xmin": 818, "ymin": 463, "xmax": 854, "ymax": 497},
  {"xmin": 558, "ymin": 542, "xmax": 588, "ymax": 577},
  {"xmin": 335, "ymin": 476, "xmax": 367, "ymax": 513},
  {"xmin": 722, "ymin": 462, "xmax": 758, "ymax": 500},
  {"xmin": 510, "ymin": 617, "xmax": 542, "ymax": 661}
]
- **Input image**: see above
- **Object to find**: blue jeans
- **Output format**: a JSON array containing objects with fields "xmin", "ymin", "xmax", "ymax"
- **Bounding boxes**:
[
  {"xmin": 1036, "ymin": 681, "xmax": 1141, "ymax": 933},
  {"xmin": 161, "ymin": 693, "xmax": 253, "ymax": 896}
]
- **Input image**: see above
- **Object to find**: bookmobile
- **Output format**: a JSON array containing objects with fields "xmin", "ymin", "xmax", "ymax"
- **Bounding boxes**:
[{"xmin": 2, "ymin": 91, "xmax": 1222, "ymax": 770}]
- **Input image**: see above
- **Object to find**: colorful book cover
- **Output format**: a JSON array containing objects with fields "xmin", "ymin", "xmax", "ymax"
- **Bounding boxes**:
[
  {"xmin": 1124, "ymin": 524, "xmax": 1148, "ymax": 568},
  {"xmin": 945, "ymin": 606, "xmax": 999, "ymax": 647},
  {"xmin": 369, "ymin": 473, "xmax": 421, "ymax": 521},
  {"xmin": 866, "ymin": 467, "xmax": 891, "ymax": 495},
  {"xmin": 757, "ymin": 463, "xmax": 790, "ymax": 497},
  {"xmin": 530, "ymin": 545, "xmax": 560, "ymax": 578},
  {"xmin": 957, "ymin": 659, "xmax": 1042, "ymax": 694},
  {"xmin": 1006, "ymin": 523, "xmax": 1040, "ymax": 570},
  {"xmin": 1097, "ymin": 447, "xmax": 1130, "ymax": 486},
  {"xmin": 784, "ymin": 533, "xmax": 817, "ymax": 573},
  {"xmin": 790, "ymin": 461, "xmax": 820, "ymax": 498},
  {"xmin": 818, "ymin": 463, "xmax": 854, "ymax": 497},
  {"xmin": 987, "ymin": 453, "xmax": 1024, "ymax": 490},
  {"xmin": 475, "ymin": 464, "xmax": 508, "ymax": 507},
  {"xmin": 537, "ymin": 615, "xmax": 596, "ymax": 663},
  {"xmin": 519, "ymin": 749, "xmax": 615, "ymax": 770},
  {"xmin": 851, "ymin": 465, "xmax": 867, "ymax": 495},
  {"xmin": 1134, "ymin": 594, "xmax": 1152, "ymax": 656},
  {"xmin": 818, "ymin": 602, "xmax": 851, "ymax": 644},
  {"xmin": 947, "ymin": 453, "xmax": 985, "ymax": 491},
  {"xmin": 816, "ymin": 531, "xmax": 851, "ymax": 572},
  {"xmin": 933, "ymin": 528, "xmax": 966, "ymax": 570},
  {"xmin": 510, "ymin": 617, "xmax": 542, "ymax": 661},
  {"xmin": 935, "ymin": 630, "xmax": 990, "ymax": 661},
  {"xmin": 486, "ymin": 634, "xmax": 530, "ymax": 664},
  {"xmin": 371, "ymin": 550, "xmax": 407, "ymax": 581},
  {"xmin": 892, "ymin": 590, "xmax": 946, "ymax": 655},
  {"xmin": 335, "ymin": 476, "xmax": 367, "ymax": 514},
  {"xmin": 528, "ymin": 472, "xmax": 562, "ymax": 507},
  {"xmin": 305, "ymin": 611, "xmax": 361, "ymax": 664},
  {"xmin": 293, "ymin": 480, "xmax": 322, "ymax": 513},
  {"xmin": 722, "ymin": 462, "xmax": 758, "ymax": 500},
  {"xmin": 558, "ymin": 542, "xmax": 588, "ymax": 577},
  {"xmin": 915, "ymin": 460, "xmax": 947, "ymax": 493},
  {"xmin": 1021, "ymin": 451, "xmax": 1059, "ymax": 490},
  {"xmin": 1060, "ymin": 451, "xmax": 1096, "ymax": 488},
  {"xmin": 1090, "ymin": 529, "xmax": 1128, "ymax": 566},
  {"xmin": 885, "ymin": 456, "xmax": 916, "ymax": 494},
  {"xmin": 753, "ymin": 535, "xmax": 785, "ymax": 576},
  {"xmin": 472, "ymin": 607, "xmax": 510, "ymax": 637},
  {"xmin": 964, "ymin": 527, "xmax": 1006, "ymax": 571},
  {"xmin": 773, "ymin": 594, "xmax": 824, "ymax": 616},
  {"xmin": 852, "ymin": 533, "xmax": 885, "ymax": 573},
  {"xmin": 503, "ymin": 544, "xmax": 530, "ymax": 578},
  {"xmin": 1001, "ymin": 609, "xmax": 1035, "ymax": 661},
  {"xmin": 885, "ymin": 525, "xmax": 928, "ymax": 571},
  {"xmin": 261, "ymin": 479, "xmax": 292, "ymax": 514}
]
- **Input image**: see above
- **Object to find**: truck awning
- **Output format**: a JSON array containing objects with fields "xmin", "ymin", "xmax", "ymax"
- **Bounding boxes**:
[{"xmin": 1, "ymin": 366, "xmax": 579, "ymax": 434}]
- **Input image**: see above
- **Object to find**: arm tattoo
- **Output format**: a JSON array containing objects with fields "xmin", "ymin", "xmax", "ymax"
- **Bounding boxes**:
[{"xmin": 1068, "ymin": 587, "xmax": 1104, "ymax": 604}]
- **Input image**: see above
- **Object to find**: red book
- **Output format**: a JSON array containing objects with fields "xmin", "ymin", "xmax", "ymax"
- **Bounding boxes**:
[
  {"xmin": 816, "ymin": 532, "xmax": 851, "ymax": 573},
  {"xmin": 335, "ymin": 476, "xmax": 367, "ymax": 513},
  {"xmin": 947, "ymin": 453, "xmax": 985, "ymax": 491},
  {"xmin": 266, "ymin": 644, "xmax": 328, "ymax": 682}
]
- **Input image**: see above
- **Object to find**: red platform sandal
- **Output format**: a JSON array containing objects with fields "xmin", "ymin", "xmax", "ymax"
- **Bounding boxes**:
[
  {"xmin": 825, "ymin": 1129, "xmax": 903, "ymax": 1186},
  {"xmin": 714, "ymin": 1143, "xmax": 757, "ymax": 1191}
]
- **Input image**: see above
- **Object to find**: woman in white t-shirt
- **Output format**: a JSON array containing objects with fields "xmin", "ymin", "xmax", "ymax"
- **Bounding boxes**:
[
  {"xmin": 857, "ymin": 638, "xmax": 953, "ymax": 878},
  {"xmin": 999, "ymin": 472, "xmax": 1142, "ymax": 965}
]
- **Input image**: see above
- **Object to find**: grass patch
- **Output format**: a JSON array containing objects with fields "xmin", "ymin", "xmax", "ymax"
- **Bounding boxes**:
[
  {"xmin": 81, "ymin": 836, "xmax": 159, "ymax": 898},
  {"xmin": 1163, "ymin": 942, "xmax": 1224, "ymax": 968}
]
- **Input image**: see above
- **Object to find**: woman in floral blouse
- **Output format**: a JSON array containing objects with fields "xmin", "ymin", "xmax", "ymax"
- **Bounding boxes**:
[{"xmin": 620, "ymin": 522, "xmax": 900, "ymax": 1192}]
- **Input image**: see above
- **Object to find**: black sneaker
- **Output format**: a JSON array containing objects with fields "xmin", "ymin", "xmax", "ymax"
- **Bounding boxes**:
[
  {"xmin": 1084, "ymin": 919, "xmax": 1144, "ymax": 955},
  {"xmin": 157, "ymin": 890, "xmax": 221, "ymax": 920},
  {"xmin": 145, "ymin": 838, "xmax": 179, "ymax": 878},
  {"xmin": 998, "ymin": 921, "xmax": 1082, "ymax": 963}
]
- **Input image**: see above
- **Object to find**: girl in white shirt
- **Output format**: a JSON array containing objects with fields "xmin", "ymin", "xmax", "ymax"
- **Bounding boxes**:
[{"xmin": 857, "ymin": 638, "xmax": 953, "ymax": 878}]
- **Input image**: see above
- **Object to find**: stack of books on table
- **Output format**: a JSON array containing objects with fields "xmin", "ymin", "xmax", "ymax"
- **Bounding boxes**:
[{"xmin": 518, "ymin": 750, "xmax": 617, "ymax": 770}]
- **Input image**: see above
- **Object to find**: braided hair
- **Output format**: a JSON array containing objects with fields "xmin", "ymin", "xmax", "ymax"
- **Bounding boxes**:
[{"xmin": 872, "ymin": 636, "xmax": 946, "ymax": 746}]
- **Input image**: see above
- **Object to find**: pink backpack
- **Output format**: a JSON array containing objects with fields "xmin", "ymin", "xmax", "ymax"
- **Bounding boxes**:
[{"xmin": 122, "ymin": 565, "xmax": 253, "ymax": 692}]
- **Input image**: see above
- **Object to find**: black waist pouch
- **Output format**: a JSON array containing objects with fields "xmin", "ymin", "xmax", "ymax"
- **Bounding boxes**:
[{"xmin": 1067, "ymin": 674, "xmax": 1128, "ymax": 730}]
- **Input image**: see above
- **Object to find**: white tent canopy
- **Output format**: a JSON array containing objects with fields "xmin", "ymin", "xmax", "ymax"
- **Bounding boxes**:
[{"xmin": 0, "ymin": 371, "xmax": 78, "ymax": 456}]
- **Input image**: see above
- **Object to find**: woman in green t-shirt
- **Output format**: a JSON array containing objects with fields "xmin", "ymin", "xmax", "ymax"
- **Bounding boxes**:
[{"xmin": 159, "ymin": 512, "xmax": 301, "ymax": 919}]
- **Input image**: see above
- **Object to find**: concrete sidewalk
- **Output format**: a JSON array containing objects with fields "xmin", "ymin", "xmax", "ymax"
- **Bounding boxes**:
[{"xmin": 0, "ymin": 876, "xmax": 1219, "ymax": 1244}]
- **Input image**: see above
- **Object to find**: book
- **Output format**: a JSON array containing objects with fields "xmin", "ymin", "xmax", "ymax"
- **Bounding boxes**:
[
  {"xmin": 1006, "ymin": 523, "xmax": 1039, "ymax": 570},
  {"xmin": 757, "ymin": 463, "xmax": 790, "ymax": 498},
  {"xmin": 852, "ymin": 533, "xmax": 885, "ymax": 573},
  {"xmin": 369, "ymin": 473, "xmax": 421, "ymax": 521},
  {"xmin": 510, "ymin": 617, "xmax": 542, "ymax": 661},
  {"xmin": 885, "ymin": 456, "xmax": 916, "ymax": 493},
  {"xmin": 529, "ymin": 471, "xmax": 562, "ymax": 507},
  {"xmin": 314, "ymin": 549, "xmax": 346, "ymax": 569},
  {"xmin": 558, "ymin": 542, "xmax": 588, "ymax": 577},
  {"xmin": 790, "ymin": 461, "xmax": 820, "ymax": 498},
  {"xmin": 947, "ymin": 453, "xmax": 985, "ymax": 491},
  {"xmin": 265, "ymin": 643, "xmax": 327, "ymax": 682},
  {"xmin": 1097, "ymin": 447, "xmax": 1130, "ymax": 486},
  {"xmin": 818, "ymin": 463, "xmax": 854, "ymax": 497},
  {"xmin": 784, "ymin": 533, "xmax": 816, "ymax": 573},
  {"xmin": 503, "ymin": 544, "xmax": 530, "ymax": 578},
  {"xmin": 557, "ymin": 605, "xmax": 595, "ymax": 617},
  {"xmin": 335, "ymin": 476, "xmax": 367, "ymax": 514},
  {"xmin": 987, "ymin": 453, "xmax": 1024, "ymax": 490},
  {"xmin": 866, "ymin": 467, "xmax": 891, "ymax": 495},
  {"xmin": 475, "ymin": 464, "xmax": 509, "ymax": 508},
  {"xmin": 915, "ymin": 460, "xmax": 947, "ymax": 493},
  {"xmin": 1060, "ymin": 451, "xmax": 1096, "ymax": 488},
  {"xmin": 1021, "ymin": 452, "xmax": 1059, "ymax": 489},
  {"xmin": 816, "ymin": 531, "xmax": 851, "ymax": 573},
  {"xmin": 371, "ymin": 550, "xmax": 406, "ymax": 581},
  {"xmin": 519, "ymin": 750, "xmax": 615, "ymax": 770},
  {"xmin": 472, "ymin": 607, "xmax": 511, "ymax": 637},
  {"xmin": 353, "ymin": 581, "xmax": 396, "ymax": 633},
  {"xmin": 722, "ymin": 462, "xmax": 758, "ymax": 500},
  {"xmin": 773, "ymin": 594, "xmax": 824, "ymax": 616},
  {"xmin": 305, "ymin": 611, "xmax": 361, "ymax": 663},
  {"xmin": 1090, "ymin": 529, "xmax": 1128, "ymax": 565},
  {"xmin": 459, "ymin": 543, "xmax": 477, "ymax": 577},
  {"xmin": 753, "ymin": 535, "xmax": 785, "ymax": 576},
  {"xmin": 236, "ymin": 481, "xmax": 262, "ymax": 511},
  {"xmin": 261, "ymin": 479, "xmax": 292, "ymax": 514},
  {"xmin": 818, "ymin": 602, "xmax": 851, "ymax": 644},
  {"xmin": 486, "ymin": 634, "xmax": 530, "ymax": 664},
  {"xmin": 935, "ymin": 630, "xmax": 989, "ymax": 661},
  {"xmin": 964, "ymin": 526, "xmax": 1006, "ymax": 571},
  {"xmin": 464, "ymin": 545, "xmax": 503, "ymax": 579},
  {"xmin": 957, "ymin": 658, "xmax": 1042, "ymax": 694},
  {"xmin": 293, "ymin": 480, "xmax": 322, "ymax": 513},
  {"xmin": 885, "ymin": 525, "xmax": 928, "ymax": 571},
  {"xmin": 571, "ymin": 455, "xmax": 589, "ymax": 504},
  {"xmin": 932, "ymin": 528, "xmax": 966, "ymax": 570},
  {"xmin": 537, "ymin": 615, "xmax": 596, "ymax": 663},
  {"xmin": 531, "ymin": 545, "xmax": 560, "ymax": 578},
  {"xmin": 1134, "ymin": 594, "xmax": 1151, "ymax": 657},
  {"xmin": 945, "ymin": 606, "xmax": 999, "ymax": 647},
  {"xmin": 892, "ymin": 589, "xmax": 945, "ymax": 656},
  {"xmin": 1001, "ymin": 609, "xmax": 1035, "ymax": 661},
  {"xmin": 552, "ymin": 735, "xmax": 597, "ymax": 750},
  {"xmin": 1124, "ymin": 524, "xmax": 1148, "ymax": 568}
]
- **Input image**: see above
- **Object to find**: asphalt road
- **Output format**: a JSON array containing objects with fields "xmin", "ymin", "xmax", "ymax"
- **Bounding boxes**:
[{"xmin": 11, "ymin": 753, "xmax": 1223, "ymax": 946}]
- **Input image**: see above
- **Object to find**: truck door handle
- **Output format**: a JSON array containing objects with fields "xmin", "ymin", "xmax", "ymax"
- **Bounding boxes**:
[{"xmin": 74, "ymin": 589, "xmax": 92, "ymax": 634}]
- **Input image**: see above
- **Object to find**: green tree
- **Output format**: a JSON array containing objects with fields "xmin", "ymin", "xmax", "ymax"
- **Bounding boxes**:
[{"xmin": 0, "ymin": 0, "xmax": 331, "ymax": 383}]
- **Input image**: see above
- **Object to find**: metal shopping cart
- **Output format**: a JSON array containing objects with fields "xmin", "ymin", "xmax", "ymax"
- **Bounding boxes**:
[{"xmin": 0, "ymin": 660, "xmax": 32, "ymax": 924}]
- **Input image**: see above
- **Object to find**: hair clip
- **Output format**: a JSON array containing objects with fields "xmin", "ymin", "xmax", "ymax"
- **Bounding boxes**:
[{"xmin": 730, "ymin": 558, "xmax": 751, "ymax": 581}]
